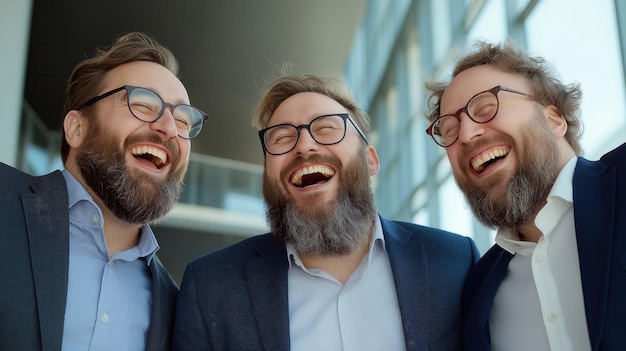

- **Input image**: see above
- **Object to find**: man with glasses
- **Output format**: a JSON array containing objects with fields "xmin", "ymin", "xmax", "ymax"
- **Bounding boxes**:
[
  {"xmin": 0, "ymin": 32, "xmax": 207, "ymax": 351},
  {"xmin": 172, "ymin": 74, "xmax": 479, "ymax": 350},
  {"xmin": 425, "ymin": 39, "xmax": 626, "ymax": 350}
]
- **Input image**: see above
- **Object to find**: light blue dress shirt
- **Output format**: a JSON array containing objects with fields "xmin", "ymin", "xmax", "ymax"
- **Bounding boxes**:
[
  {"xmin": 60, "ymin": 170, "xmax": 159, "ymax": 351},
  {"xmin": 286, "ymin": 216, "xmax": 406, "ymax": 351}
]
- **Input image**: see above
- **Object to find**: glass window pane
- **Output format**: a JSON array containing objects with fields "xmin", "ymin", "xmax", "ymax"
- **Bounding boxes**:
[
  {"xmin": 467, "ymin": 0, "xmax": 507, "ymax": 45},
  {"xmin": 526, "ymin": 0, "xmax": 626, "ymax": 159},
  {"xmin": 438, "ymin": 176, "xmax": 474, "ymax": 240}
]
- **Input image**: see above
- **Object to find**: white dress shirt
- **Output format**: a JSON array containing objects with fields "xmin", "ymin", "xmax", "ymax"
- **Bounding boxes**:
[{"xmin": 489, "ymin": 157, "xmax": 591, "ymax": 351}]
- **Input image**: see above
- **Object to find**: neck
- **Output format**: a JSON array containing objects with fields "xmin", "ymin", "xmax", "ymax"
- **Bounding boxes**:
[{"xmin": 516, "ymin": 221, "xmax": 543, "ymax": 243}]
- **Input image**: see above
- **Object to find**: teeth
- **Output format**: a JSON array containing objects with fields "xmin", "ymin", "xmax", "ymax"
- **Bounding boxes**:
[
  {"xmin": 472, "ymin": 148, "xmax": 509, "ymax": 171},
  {"xmin": 130, "ymin": 146, "xmax": 167, "ymax": 165},
  {"xmin": 291, "ymin": 165, "xmax": 334, "ymax": 186}
]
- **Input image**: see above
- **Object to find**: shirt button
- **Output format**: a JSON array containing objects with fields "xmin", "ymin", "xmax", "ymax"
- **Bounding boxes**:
[
  {"xmin": 535, "ymin": 255, "xmax": 544, "ymax": 263},
  {"xmin": 101, "ymin": 313, "xmax": 109, "ymax": 323},
  {"xmin": 107, "ymin": 261, "xmax": 114, "ymax": 267},
  {"xmin": 548, "ymin": 313, "xmax": 558, "ymax": 323},
  {"xmin": 91, "ymin": 214, "xmax": 99, "ymax": 223}
]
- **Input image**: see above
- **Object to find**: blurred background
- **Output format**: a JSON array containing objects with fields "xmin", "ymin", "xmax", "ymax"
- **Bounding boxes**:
[{"xmin": 2, "ymin": 0, "xmax": 625, "ymax": 283}]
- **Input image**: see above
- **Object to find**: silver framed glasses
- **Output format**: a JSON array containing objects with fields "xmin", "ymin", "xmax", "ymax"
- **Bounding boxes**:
[
  {"xmin": 426, "ymin": 85, "xmax": 533, "ymax": 147},
  {"xmin": 78, "ymin": 85, "xmax": 208, "ymax": 139},
  {"xmin": 259, "ymin": 113, "xmax": 368, "ymax": 155}
]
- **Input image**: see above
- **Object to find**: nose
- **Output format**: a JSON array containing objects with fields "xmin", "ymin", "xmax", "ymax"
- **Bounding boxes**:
[
  {"xmin": 150, "ymin": 106, "xmax": 178, "ymax": 139},
  {"xmin": 293, "ymin": 127, "xmax": 319, "ymax": 154},
  {"xmin": 456, "ymin": 113, "xmax": 486, "ymax": 144}
]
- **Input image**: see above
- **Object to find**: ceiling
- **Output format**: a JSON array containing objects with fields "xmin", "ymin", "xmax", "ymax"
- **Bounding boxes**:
[{"xmin": 24, "ymin": 0, "xmax": 367, "ymax": 166}]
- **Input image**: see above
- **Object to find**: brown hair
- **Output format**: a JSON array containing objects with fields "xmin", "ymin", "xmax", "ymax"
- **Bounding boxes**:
[
  {"xmin": 252, "ymin": 74, "xmax": 371, "ymax": 140},
  {"xmin": 61, "ymin": 32, "xmax": 179, "ymax": 162},
  {"xmin": 426, "ymin": 39, "xmax": 583, "ymax": 155}
]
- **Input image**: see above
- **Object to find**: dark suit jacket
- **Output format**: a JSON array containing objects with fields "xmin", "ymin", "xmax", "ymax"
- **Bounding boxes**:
[
  {"xmin": 172, "ymin": 216, "xmax": 480, "ymax": 350},
  {"xmin": 462, "ymin": 143, "xmax": 626, "ymax": 350},
  {"xmin": 0, "ymin": 163, "xmax": 178, "ymax": 351}
]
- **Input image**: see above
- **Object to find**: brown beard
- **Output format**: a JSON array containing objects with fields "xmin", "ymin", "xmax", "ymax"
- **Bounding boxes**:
[
  {"xmin": 263, "ymin": 149, "xmax": 377, "ymax": 256},
  {"xmin": 457, "ymin": 112, "xmax": 562, "ymax": 229},
  {"xmin": 75, "ymin": 118, "xmax": 186, "ymax": 224}
]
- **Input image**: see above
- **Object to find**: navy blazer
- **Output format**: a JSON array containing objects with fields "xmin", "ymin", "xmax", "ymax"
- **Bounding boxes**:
[
  {"xmin": 173, "ymin": 216, "xmax": 480, "ymax": 351},
  {"xmin": 0, "ymin": 163, "xmax": 178, "ymax": 351},
  {"xmin": 462, "ymin": 143, "xmax": 626, "ymax": 350}
]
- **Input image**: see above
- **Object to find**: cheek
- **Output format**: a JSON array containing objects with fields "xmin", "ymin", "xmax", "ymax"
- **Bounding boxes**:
[
  {"xmin": 264, "ymin": 157, "xmax": 285, "ymax": 181},
  {"xmin": 180, "ymin": 142, "xmax": 191, "ymax": 159},
  {"xmin": 446, "ymin": 148, "xmax": 463, "ymax": 170}
]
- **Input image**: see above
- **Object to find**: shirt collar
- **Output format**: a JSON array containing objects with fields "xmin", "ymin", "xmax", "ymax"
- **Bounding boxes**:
[
  {"xmin": 62, "ymin": 169, "xmax": 160, "ymax": 264},
  {"xmin": 495, "ymin": 156, "xmax": 577, "ymax": 254}
]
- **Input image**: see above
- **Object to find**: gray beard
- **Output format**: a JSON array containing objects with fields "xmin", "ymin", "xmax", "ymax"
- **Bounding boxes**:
[
  {"xmin": 264, "ymin": 151, "xmax": 377, "ymax": 255},
  {"xmin": 462, "ymin": 117, "xmax": 562, "ymax": 229}
]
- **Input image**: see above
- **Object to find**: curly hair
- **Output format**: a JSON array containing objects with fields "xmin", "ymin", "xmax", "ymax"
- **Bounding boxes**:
[{"xmin": 425, "ymin": 39, "xmax": 583, "ymax": 155}]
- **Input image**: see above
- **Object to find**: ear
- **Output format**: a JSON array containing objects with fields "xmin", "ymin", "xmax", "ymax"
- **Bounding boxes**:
[
  {"xmin": 63, "ymin": 110, "xmax": 86, "ymax": 148},
  {"xmin": 544, "ymin": 105, "xmax": 568, "ymax": 138},
  {"xmin": 365, "ymin": 145, "xmax": 380, "ymax": 176}
]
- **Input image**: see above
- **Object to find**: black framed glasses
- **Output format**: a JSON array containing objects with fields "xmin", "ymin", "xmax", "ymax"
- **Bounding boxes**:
[
  {"xmin": 77, "ymin": 85, "xmax": 208, "ymax": 139},
  {"xmin": 425, "ymin": 85, "xmax": 533, "ymax": 147},
  {"xmin": 259, "ymin": 113, "xmax": 368, "ymax": 155}
]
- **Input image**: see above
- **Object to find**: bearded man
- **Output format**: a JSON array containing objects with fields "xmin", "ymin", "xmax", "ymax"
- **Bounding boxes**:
[
  {"xmin": 173, "ymin": 74, "xmax": 479, "ymax": 351},
  {"xmin": 425, "ymin": 39, "xmax": 626, "ymax": 350},
  {"xmin": 0, "ymin": 32, "xmax": 208, "ymax": 351}
]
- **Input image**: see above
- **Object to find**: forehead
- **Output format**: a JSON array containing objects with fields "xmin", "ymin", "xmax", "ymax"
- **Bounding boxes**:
[
  {"xmin": 102, "ymin": 61, "xmax": 189, "ymax": 104},
  {"xmin": 270, "ymin": 92, "xmax": 348, "ymax": 125},
  {"xmin": 440, "ymin": 65, "xmax": 530, "ymax": 112}
]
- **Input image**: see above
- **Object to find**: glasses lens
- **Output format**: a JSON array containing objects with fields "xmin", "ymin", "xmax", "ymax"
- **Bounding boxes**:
[
  {"xmin": 310, "ymin": 115, "xmax": 346, "ymax": 145},
  {"xmin": 172, "ymin": 105, "xmax": 204, "ymax": 139},
  {"xmin": 262, "ymin": 115, "xmax": 348, "ymax": 155},
  {"xmin": 433, "ymin": 116, "xmax": 460, "ymax": 146},
  {"xmin": 264, "ymin": 125, "xmax": 298, "ymax": 154},
  {"xmin": 468, "ymin": 91, "xmax": 498, "ymax": 122},
  {"xmin": 128, "ymin": 88, "xmax": 163, "ymax": 122},
  {"xmin": 129, "ymin": 87, "xmax": 204, "ymax": 139}
]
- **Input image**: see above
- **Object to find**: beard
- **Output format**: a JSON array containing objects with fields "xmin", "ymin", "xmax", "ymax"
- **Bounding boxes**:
[
  {"xmin": 263, "ymin": 150, "xmax": 377, "ymax": 256},
  {"xmin": 75, "ymin": 119, "xmax": 186, "ymax": 225},
  {"xmin": 456, "ymin": 112, "xmax": 563, "ymax": 229}
]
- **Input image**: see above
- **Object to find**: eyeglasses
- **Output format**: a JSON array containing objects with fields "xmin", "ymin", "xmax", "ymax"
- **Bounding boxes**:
[
  {"xmin": 77, "ymin": 85, "xmax": 208, "ymax": 139},
  {"xmin": 259, "ymin": 113, "xmax": 368, "ymax": 155},
  {"xmin": 425, "ymin": 85, "xmax": 533, "ymax": 147}
]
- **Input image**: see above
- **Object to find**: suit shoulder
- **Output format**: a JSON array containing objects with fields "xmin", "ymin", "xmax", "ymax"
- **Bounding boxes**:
[
  {"xmin": 0, "ymin": 163, "xmax": 64, "ymax": 191},
  {"xmin": 187, "ymin": 233, "xmax": 279, "ymax": 267},
  {"xmin": 0, "ymin": 163, "xmax": 34, "ymax": 188},
  {"xmin": 386, "ymin": 218, "xmax": 472, "ymax": 243},
  {"xmin": 600, "ymin": 142, "xmax": 626, "ymax": 166}
]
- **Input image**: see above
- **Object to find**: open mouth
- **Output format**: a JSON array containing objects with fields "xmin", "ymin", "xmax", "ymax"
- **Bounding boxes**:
[
  {"xmin": 471, "ymin": 147, "xmax": 509, "ymax": 173},
  {"xmin": 130, "ymin": 145, "xmax": 168, "ymax": 169},
  {"xmin": 290, "ymin": 165, "xmax": 335, "ymax": 188}
]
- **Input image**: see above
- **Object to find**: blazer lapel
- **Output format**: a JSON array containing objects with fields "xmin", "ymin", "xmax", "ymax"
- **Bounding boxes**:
[
  {"xmin": 245, "ymin": 237, "xmax": 290, "ymax": 351},
  {"xmin": 572, "ymin": 157, "xmax": 616, "ymax": 349},
  {"xmin": 466, "ymin": 248, "xmax": 513, "ymax": 348},
  {"xmin": 381, "ymin": 218, "xmax": 426, "ymax": 351},
  {"xmin": 23, "ymin": 171, "xmax": 69, "ymax": 351}
]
